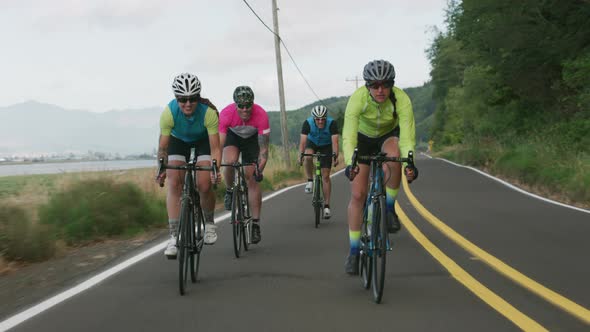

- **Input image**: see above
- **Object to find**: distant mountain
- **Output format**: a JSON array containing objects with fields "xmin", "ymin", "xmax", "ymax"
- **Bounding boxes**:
[
  {"xmin": 1, "ymin": 85, "xmax": 435, "ymax": 156},
  {"xmin": 0, "ymin": 101, "xmax": 161, "ymax": 156}
]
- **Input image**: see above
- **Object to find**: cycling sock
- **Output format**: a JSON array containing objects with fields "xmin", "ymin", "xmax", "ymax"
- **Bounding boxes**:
[
  {"xmin": 203, "ymin": 209, "xmax": 214, "ymax": 224},
  {"xmin": 252, "ymin": 218, "xmax": 259, "ymax": 223},
  {"xmin": 386, "ymin": 187, "xmax": 399, "ymax": 215},
  {"xmin": 168, "ymin": 219, "xmax": 179, "ymax": 237},
  {"xmin": 349, "ymin": 230, "xmax": 360, "ymax": 255},
  {"xmin": 324, "ymin": 204, "xmax": 330, "ymax": 209}
]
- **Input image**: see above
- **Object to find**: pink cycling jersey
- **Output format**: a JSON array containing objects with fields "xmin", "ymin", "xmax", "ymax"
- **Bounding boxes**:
[{"xmin": 219, "ymin": 103, "xmax": 271, "ymax": 139}]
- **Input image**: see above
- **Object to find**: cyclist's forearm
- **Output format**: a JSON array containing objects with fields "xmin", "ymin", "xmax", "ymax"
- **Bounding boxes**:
[
  {"xmin": 332, "ymin": 135, "xmax": 339, "ymax": 156},
  {"xmin": 158, "ymin": 135, "xmax": 170, "ymax": 162},
  {"xmin": 299, "ymin": 134, "xmax": 307, "ymax": 153},
  {"xmin": 258, "ymin": 134, "xmax": 270, "ymax": 171},
  {"xmin": 209, "ymin": 134, "xmax": 222, "ymax": 167}
]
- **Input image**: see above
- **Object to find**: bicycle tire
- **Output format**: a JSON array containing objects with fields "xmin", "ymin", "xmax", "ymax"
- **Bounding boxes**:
[
  {"xmin": 360, "ymin": 210, "xmax": 372, "ymax": 289},
  {"xmin": 314, "ymin": 176, "xmax": 321, "ymax": 228},
  {"xmin": 192, "ymin": 204, "xmax": 204, "ymax": 283},
  {"xmin": 241, "ymin": 189, "xmax": 250, "ymax": 251},
  {"xmin": 371, "ymin": 195, "xmax": 387, "ymax": 303},
  {"xmin": 232, "ymin": 186, "xmax": 242, "ymax": 258},
  {"xmin": 178, "ymin": 197, "xmax": 190, "ymax": 295}
]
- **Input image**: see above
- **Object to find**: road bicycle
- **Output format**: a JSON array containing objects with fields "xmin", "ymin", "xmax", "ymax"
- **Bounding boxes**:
[
  {"xmin": 220, "ymin": 161, "xmax": 258, "ymax": 258},
  {"xmin": 300, "ymin": 152, "xmax": 335, "ymax": 228},
  {"xmin": 157, "ymin": 148, "xmax": 217, "ymax": 295},
  {"xmin": 351, "ymin": 148, "xmax": 415, "ymax": 303}
]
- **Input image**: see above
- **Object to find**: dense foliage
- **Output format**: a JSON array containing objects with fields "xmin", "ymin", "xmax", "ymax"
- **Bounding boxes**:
[{"xmin": 427, "ymin": 0, "xmax": 590, "ymax": 203}]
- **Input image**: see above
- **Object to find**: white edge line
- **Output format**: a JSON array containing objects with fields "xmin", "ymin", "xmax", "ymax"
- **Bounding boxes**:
[
  {"xmin": 433, "ymin": 155, "xmax": 589, "ymax": 214},
  {"xmin": 0, "ymin": 169, "xmax": 345, "ymax": 331}
]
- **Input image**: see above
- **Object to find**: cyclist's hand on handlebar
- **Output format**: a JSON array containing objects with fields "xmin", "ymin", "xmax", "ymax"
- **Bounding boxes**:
[
  {"xmin": 210, "ymin": 160, "xmax": 221, "ymax": 185},
  {"xmin": 155, "ymin": 172, "xmax": 166, "ymax": 187},
  {"xmin": 332, "ymin": 152, "xmax": 339, "ymax": 167},
  {"xmin": 255, "ymin": 172, "xmax": 264, "ymax": 182},
  {"xmin": 404, "ymin": 165, "xmax": 419, "ymax": 183},
  {"xmin": 345, "ymin": 165, "xmax": 359, "ymax": 181}
]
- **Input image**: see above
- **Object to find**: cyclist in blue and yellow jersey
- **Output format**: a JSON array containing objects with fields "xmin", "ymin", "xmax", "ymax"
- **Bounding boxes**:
[
  {"xmin": 155, "ymin": 73, "xmax": 222, "ymax": 258},
  {"xmin": 342, "ymin": 60, "xmax": 419, "ymax": 275},
  {"xmin": 298, "ymin": 105, "xmax": 340, "ymax": 219}
]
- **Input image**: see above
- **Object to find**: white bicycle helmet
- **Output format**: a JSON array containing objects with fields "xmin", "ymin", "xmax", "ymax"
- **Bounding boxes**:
[
  {"xmin": 363, "ymin": 60, "xmax": 396, "ymax": 82},
  {"xmin": 171, "ymin": 73, "xmax": 201, "ymax": 97},
  {"xmin": 311, "ymin": 105, "xmax": 328, "ymax": 118}
]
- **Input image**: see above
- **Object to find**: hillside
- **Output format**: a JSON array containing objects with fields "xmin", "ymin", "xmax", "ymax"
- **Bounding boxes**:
[
  {"xmin": 267, "ymin": 82, "xmax": 435, "ymax": 148},
  {"xmin": 1, "ymin": 84, "xmax": 436, "ymax": 157}
]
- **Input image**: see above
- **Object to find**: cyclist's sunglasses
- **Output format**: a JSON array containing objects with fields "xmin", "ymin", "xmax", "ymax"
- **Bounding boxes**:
[
  {"xmin": 367, "ymin": 80, "xmax": 394, "ymax": 89},
  {"xmin": 237, "ymin": 102, "xmax": 253, "ymax": 109},
  {"xmin": 176, "ymin": 95, "xmax": 199, "ymax": 104}
]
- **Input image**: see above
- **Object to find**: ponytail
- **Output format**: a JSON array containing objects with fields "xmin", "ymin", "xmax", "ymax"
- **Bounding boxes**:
[
  {"xmin": 198, "ymin": 96, "xmax": 219, "ymax": 117},
  {"xmin": 389, "ymin": 88, "xmax": 397, "ymax": 119}
]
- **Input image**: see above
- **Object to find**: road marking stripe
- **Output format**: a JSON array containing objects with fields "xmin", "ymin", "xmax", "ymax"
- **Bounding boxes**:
[
  {"xmin": 0, "ymin": 171, "xmax": 346, "ymax": 332},
  {"xmin": 396, "ymin": 203, "xmax": 547, "ymax": 331},
  {"xmin": 402, "ymin": 177, "xmax": 590, "ymax": 325},
  {"xmin": 427, "ymin": 154, "xmax": 589, "ymax": 214}
]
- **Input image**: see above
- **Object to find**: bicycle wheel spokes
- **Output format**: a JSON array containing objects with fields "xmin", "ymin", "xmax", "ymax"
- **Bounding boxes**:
[
  {"xmin": 232, "ymin": 188, "xmax": 242, "ymax": 258},
  {"xmin": 178, "ymin": 199, "xmax": 190, "ymax": 295},
  {"xmin": 190, "ymin": 205, "xmax": 202, "ymax": 283},
  {"xmin": 313, "ymin": 176, "xmax": 322, "ymax": 228},
  {"xmin": 241, "ymin": 190, "xmax": 250, "ymax": 251},
  {"xmin": 371, "ymin": 196, "xmax": 387, "ymax": 303},
  {"xmin": 360, "ymin": 227, "xmax": 372, "ymax": 289}
]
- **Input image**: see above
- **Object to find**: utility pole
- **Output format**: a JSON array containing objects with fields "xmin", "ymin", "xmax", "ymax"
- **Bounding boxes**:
[
  {"xmin": 345, "ymin": 75, "xmax": 362, "ymax": 89},
  {"xmin": 272, "ymin": 0, "xmax": 291, "ymax": 167}
]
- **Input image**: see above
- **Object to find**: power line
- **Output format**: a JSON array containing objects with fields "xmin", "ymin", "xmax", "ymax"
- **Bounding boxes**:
[{"xmin": 241, "ymin": 0, "xmax": 323, "ymax": 103}]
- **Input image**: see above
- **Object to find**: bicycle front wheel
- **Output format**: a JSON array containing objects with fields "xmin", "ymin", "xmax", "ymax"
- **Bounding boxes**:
[
  {"xmin": 232, "ymin": 187, "xmax": 243, "ymax": 258},
  {"xmin": 371, "ymin": 196, "xmax": 387, "ymax": 303},
  {"xmin": 178, "ymin": 198, "xmax": 191, "ymax": 295},
  {"xmin": 313, "ymin": 176, "xmax": 322, "ymax": 228},
  {"xmin": 192, "ymin": 205, "xmax": 204, "ymax": 283},
  {"xmin": 241, "ymin": 191, "xmax": 250, "ymax": 251},
  {"xmin": 360, "ymin": 210, "xmax": 372, "ymax": 289}
]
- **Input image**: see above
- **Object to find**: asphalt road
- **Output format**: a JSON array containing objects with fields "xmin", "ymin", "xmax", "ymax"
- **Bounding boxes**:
[{"xmin": 3, "ymin": 155, "xmax": 589, "ymax": 331}]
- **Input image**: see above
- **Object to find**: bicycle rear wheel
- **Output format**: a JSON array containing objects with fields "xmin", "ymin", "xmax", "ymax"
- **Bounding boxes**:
[
  {"xmin": 371, "ymin": 195, "xmax": 387, "ymax": 303},
  {"xmin": 232, "ymin": 187, "xmax": 243, "ymax": 258},
  {"xmin": 178, "ymin": 198, "xmax": 191, "ymax": 295}
]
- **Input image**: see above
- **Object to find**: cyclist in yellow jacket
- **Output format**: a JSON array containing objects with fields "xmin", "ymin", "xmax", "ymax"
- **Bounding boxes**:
[{"xmin": 342, "ymin": 60, "xmax": 419, "ymax": 275}]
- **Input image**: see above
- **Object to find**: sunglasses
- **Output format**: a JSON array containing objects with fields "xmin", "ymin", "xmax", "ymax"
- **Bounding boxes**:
[
  {"xmin": 237, "ymin": 103, "xmax": 253, "ymax": 109},
  {"xmin": 176, "ymin": 96, "xmax": 199, "ymax": 104},
  {"xmin": 314, "ymin": 117, "xmax": 327, "ymax": 121},
  {"xmin": 367, "ymin": 81, "xmax": 394, "ymax": 89}
]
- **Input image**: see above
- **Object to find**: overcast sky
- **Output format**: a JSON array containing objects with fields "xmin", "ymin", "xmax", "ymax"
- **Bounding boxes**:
[{"xmin": 0, "ymin": 0, "xmax": 448, "ymax": 112}]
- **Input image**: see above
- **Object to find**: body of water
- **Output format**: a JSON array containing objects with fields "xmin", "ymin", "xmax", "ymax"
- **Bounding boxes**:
[{"xmin": 0, "ymin": 159, "xmax": 156, "ymax": 177}]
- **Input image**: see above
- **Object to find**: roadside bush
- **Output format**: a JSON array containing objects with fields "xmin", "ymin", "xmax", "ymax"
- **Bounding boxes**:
[
  {"xmin": 39, "ymin": 179, "xmax": 166, "ymax": 245},
  {"xmin": 0, "ymin": 202, "xmax": 56, "ymax": 262}
]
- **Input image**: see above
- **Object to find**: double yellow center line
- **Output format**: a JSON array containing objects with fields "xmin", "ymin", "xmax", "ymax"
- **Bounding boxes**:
[{"xmin": 399, "ymin": 176, "xmax": 590, "ymax": 328}]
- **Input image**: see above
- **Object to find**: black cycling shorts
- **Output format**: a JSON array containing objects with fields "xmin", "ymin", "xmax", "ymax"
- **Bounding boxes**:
[
  {"xmin": 304, "ymin": 140, "xmax": 333, "ymax": 168},
  {"xmin": 167, "ymin": 135, "xmax": 211, "ymax": 162},
  {"xmin": 356, "ymin": 126, "xmax": 400, "ymax": 165},
  {"xmin": 224, "ymin": 130, "xmax": 260, "ymax": 164}
]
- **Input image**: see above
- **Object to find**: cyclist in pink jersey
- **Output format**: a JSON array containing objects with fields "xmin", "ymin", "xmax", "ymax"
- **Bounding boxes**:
[{"xmin": 219, "ymin": 86, "xmax": 270, "ymax": 244}]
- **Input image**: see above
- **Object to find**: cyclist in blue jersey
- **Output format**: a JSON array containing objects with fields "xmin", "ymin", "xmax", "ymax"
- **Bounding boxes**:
[
  {"xmin": 298, "ymin": 105, "xmax": 340, "ymax": 218},
  {"xmin": 155, "ymin": 73, "xmax": 221, "ymax": 258}
]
